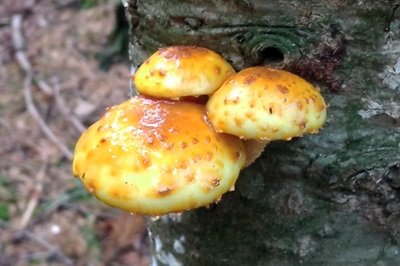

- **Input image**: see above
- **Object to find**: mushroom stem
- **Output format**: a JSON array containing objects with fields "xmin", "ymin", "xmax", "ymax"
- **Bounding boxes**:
[{"xmin": 243, "ymin": 139, "xmax": 269, "ymax": 167}]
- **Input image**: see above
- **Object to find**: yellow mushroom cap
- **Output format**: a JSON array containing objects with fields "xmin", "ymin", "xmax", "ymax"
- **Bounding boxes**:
[
  {"xmin": 72, "ymin": 96, "xmax": 245, "ymax": 215},
  {"xmin": 133, "ymin": 46, "xmax": 235, "ymax": 98},
  {"xmin": 206, "ymin": 66, "xmax": 327, "ymax": 141}
]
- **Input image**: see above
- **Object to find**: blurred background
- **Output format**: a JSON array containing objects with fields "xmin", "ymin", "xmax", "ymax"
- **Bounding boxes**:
[{"xmin": 0, "ymin": 0, "xmax": 150, "ymax": 265}]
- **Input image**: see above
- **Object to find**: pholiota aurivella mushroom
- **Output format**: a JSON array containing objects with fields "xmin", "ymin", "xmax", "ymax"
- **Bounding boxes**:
[
  {"xmin": 72, "ymin": 96, "xmax": 245, "ymax": 215},
  {"xmin": 133, "ymin": 46, "xmax": 235, "ymax": 99},
  {"xmin": 72, "ymin": 46, "xmax": 327, "ymax": 215},
  {"xmin": 206, "ymin": 66, "xmax": 327, "ymax": 166}
]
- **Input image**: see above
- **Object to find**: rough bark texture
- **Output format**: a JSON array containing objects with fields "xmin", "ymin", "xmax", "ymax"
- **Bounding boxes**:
[{"xmin": 126, "ymin": 0, "xmax": 400, "ymax": 265}]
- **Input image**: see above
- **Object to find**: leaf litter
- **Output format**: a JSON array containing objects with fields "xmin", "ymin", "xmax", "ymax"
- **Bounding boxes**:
[{"xmin": 0, "ymin": 0, "xmax": 149, "ymax": 265}]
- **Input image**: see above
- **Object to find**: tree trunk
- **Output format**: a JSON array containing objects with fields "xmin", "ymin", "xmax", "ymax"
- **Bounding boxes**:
[{"xmin": 125, "ymin": 0, "xmax": 400, "ymax": 265}]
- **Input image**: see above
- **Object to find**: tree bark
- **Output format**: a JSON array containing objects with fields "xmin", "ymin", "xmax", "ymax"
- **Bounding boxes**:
[{"xmin": 126, "ymin": 0, "xmax": 400, "ymax": 265}]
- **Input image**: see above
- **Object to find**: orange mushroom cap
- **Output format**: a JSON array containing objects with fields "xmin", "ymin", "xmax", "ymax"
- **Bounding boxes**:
[
  {"xmin": 133, "ymin": 46, "xmax": 235, "ymax": 99},
  {"xmin": 206, "ymin": 66, "xmax": 327, "ymax": 141},
  {"xmin": 206, "ymin": 66, "xmax": 327, "ymax": 166},
  {"xmin": 72, "ymin": 96, "xmax": 245, "ymax": 215}
]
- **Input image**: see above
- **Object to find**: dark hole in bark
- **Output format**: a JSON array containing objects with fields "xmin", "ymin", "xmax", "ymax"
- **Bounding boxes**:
[
  {"xmin": 259, "ymin": 47, "xmax": 284, "ymax": 64},
  {"xmin": 384, "ymin": 163, "xmax": 400, "ymax": 189}
]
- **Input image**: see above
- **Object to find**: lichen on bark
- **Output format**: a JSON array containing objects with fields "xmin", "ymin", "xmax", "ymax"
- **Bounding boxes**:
[{"xmin": 126, "ymin": 0, "xmax": 400, "ymax": 265}]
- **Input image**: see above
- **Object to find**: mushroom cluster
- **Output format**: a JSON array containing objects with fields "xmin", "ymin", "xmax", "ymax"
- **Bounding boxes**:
[{"xmin": 72, "ymin": 46, "xmax": 327, "ymax": 215}]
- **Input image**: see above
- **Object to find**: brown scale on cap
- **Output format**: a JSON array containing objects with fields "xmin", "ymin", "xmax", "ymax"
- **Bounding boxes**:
[{"xmin": 72, "ymin": 96, "xmax": 245, "ymax": 215}]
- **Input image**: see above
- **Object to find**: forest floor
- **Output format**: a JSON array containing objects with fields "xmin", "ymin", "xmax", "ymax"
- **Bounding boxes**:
[{"xmin": 0, "ymin": 0, "xmax": 150, "ymax": 265}]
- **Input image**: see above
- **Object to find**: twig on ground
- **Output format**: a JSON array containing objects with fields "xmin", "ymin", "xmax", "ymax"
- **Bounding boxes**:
[
  {"xmin": 52, "ymin": 77, "xmax": 86, "ymax": 133},
  {"xmin": 23, "ymin": 73, "xmax": 74, "ymax": 160},
  {"xmin": 18, "ymin": 251, "xmax": 56, "ymax": 262},
  {"xmin": 21, "ymin": 230, "xmax": 73, "ymax": 265},
  {"xmin": 30, "ymin": 192, "xmax": 72, "ymax": 226},
  {"xmin": 3, "ymin": 221, "xmax": 73, "ymax": 265},
  {"xmin": 16, "ymin": 159, "xmax": 48, "ymax": 230},
  {"xmin": 11, "ymin": 14, "xmax": 73, "ymax": 161},
  {"xmin": 54, "ymin": 0, "xmax": 80, "ymax": 8},
  {"xmin": 36, "ymin": 79, "xmax": 54, "ymax": 97},
  {"xmin": 11, "ymin": 15, "xmax": 25, "ymax": 52}
]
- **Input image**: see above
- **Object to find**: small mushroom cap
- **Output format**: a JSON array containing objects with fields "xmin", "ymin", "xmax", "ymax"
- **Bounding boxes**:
[
  {"xmin": 134, "ymin": 46, "xmax": 235, "ymax": 98},
  {"xmin": 206, "ymin": 66, "xmax": 327, "ymax": 141},
  {"xmin": 72, "ymin": 96, "xmax": 245, "ymax": 215}
]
